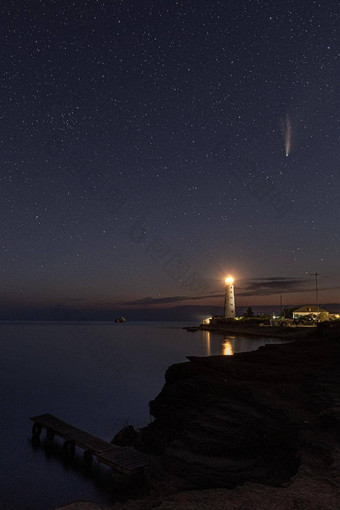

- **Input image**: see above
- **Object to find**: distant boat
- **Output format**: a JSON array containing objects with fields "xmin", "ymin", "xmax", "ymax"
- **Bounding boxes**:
[{"xmin": 114, "ymin": 317, "xmax": 126, "ymax": 323}]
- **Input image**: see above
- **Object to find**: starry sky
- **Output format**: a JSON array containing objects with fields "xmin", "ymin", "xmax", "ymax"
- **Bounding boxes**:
[{"xmin": 1, "ymin": 0, "xmax": 339, "ymax": 320}]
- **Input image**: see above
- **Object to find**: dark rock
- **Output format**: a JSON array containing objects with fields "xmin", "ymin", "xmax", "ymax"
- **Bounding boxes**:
[
  {"xmin": 112, "ymin": 425, "xmax": 138, "ymax": 447},
  {"xmin": 140, "ymin": 336, "xmax": 340, "ymax": 490}
]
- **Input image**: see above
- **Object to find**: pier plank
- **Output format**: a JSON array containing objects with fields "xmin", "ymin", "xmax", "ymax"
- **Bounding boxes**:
[{"xmin": 30, "ymin": 413, "xmax": 148, "ymax": 476}]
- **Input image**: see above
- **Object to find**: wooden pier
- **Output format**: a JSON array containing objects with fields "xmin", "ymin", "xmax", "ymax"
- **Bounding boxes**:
[{"xmin": 30, "ymin": 413, "xmax": 149, "ymax": 477}]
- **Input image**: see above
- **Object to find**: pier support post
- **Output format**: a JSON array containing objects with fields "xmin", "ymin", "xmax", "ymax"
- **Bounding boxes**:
[
  {"xmin": 83, "ymin": 450, "xmax": 93, "ymax": 466},
  {"xmin": 63, "ymin": 440, "xmax": 76, "ymax": 458},
  {"xmin": 32, "ymin": 422, "xmax": 42, "ymax": 437},
  {"xmin": 46, "ymin": 428, "xmax": 55, "ymax": 441}
]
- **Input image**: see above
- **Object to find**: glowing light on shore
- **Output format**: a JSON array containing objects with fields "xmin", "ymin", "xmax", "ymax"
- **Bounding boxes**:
[{"xmin": 225, "ymin": 276, "xmax": 234, "ymax": 284}]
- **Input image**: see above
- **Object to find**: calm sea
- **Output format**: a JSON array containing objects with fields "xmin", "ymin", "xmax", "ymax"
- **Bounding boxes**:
[{"xmin": 0, "ymin": 322, "xmax": 284, "ymax": 510}]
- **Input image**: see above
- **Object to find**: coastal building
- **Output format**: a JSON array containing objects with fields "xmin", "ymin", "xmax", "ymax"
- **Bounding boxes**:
[
  {"xmin": 224, "ymin": 276, "xmax": 235, "ymax": 319},
  {"xmin": 293, "ymin": 305, "xmax": 329, "ymax": 320}
]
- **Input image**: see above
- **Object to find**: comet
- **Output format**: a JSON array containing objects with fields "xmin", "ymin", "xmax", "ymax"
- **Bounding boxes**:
[{"xmin": 281, "ymin": 113, "xmax": 292, "ymax": 157}]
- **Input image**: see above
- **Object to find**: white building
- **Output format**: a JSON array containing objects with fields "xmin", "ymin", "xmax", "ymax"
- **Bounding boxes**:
[{"xmin": 293, "ymin": 305, "xmax": 329, "ymax": 320}]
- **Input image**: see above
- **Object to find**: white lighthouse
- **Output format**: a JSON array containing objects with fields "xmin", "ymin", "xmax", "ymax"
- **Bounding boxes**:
[{"xmin": 224, "ymin": 276, "xmax": 235, "ymax": 319}]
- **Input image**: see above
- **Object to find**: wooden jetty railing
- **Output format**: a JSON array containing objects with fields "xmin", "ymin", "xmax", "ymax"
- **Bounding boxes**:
[{"xmin": 30, "ymin": 413, "xmax": 149, "ymax": 477}]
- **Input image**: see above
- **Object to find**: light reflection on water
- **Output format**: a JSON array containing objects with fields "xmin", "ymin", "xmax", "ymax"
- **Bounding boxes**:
[
  {"xmin": 203, "ymin": 330, "xmax": 211, "ymax": 356},
  {"xmin": 222, "ymin": 339, "xmax": 234, "ymax": 355},
  {"xmin": 202, "ymin": 330, "xmax": 284, "ymax": 357},
  {"xmin": 203, "ymin": 331, "xmax": 235, "ymax": 356}
]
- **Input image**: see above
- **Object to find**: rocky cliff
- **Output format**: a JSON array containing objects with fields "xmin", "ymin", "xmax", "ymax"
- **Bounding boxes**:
[
  {"xmin": 139, "ymin": 329, "xmax": 340, "ymax": 495},
  {"xmin": 57, "ymin": 328, "xmax": 340, "ymax": 510}
]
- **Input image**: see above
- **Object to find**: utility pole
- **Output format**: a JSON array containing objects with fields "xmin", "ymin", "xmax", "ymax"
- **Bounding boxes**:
[{"xmin": 310, "ymin": 272, "xmax": 320, "ymax": 321}]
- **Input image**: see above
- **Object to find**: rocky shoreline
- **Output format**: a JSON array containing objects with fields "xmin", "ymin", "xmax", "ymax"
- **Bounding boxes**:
[
  {"xmin": 56, "ymin": 325, "xmax": 340, "ymax": 510},
  {"xmin": 198, "ymin": 323, "xmax": 316, "ymax": 339}
]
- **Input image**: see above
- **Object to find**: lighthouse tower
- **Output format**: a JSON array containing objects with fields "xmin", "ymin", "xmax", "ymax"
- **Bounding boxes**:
[{"xmin": 224, "ymin": 276, "xmax": 235, "ymax": 319}]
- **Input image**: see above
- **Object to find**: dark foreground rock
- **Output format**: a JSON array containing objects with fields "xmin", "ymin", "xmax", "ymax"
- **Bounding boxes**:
[
  {"xmin": 111, "ymin": 425, "xmax": 138, "ymax": 447},
  {"xmin": 57, "ymin": 328, "xmax": 340, "ymax": 509},
  {"xmin": 138, "ymin": 329, "xmax": 340, "ymax": 497}
]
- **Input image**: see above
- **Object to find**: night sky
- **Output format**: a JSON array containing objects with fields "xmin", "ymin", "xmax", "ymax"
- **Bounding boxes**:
[{"xmin": 1, "ymin": 1, "xmax": 339, "ymax": 320}]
